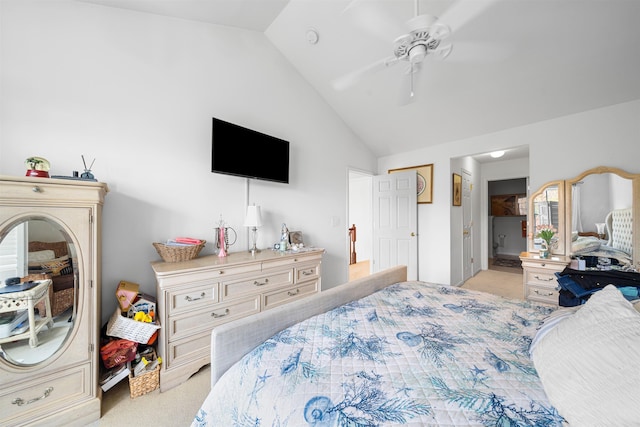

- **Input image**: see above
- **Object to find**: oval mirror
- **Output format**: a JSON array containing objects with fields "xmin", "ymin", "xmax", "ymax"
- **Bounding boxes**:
[
  {"xmin": 0, "ymin": 217, "xmax": 76, "ymax": 366},
  {"xmin": 528, "ymin": 180, "xmax": 565, "ymax": 255}
]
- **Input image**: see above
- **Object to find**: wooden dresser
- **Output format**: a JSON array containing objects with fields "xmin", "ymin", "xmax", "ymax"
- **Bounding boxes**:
[
  {"xmin": 152, "ymin": 248, "xmax": 324, "ymax": 392},
  {"xmin": 519, "ymin": 251, "xmax": 570, "ymax": 306}
]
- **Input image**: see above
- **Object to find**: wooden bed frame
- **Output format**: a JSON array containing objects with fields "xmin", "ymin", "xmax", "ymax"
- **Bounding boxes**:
[{"xmin": 210, "ymin": 265, "xmax": 408, "ymax": 387}]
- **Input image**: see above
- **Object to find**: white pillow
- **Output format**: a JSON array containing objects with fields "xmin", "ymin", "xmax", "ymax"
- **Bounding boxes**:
[
  {"xmin": 28, "ymin": 249, "xmax": 56, "ymax": 262},
  {"xmin": 571, "ymin": 236, "xmax": 601, "ymax": 255},
  {"xmin": 528, "ymin": 307, "xmax": 579, "ymax": 357},
  {"xmin": 531, "ymin": 285, "xmax": 640, "ymax": 426}
]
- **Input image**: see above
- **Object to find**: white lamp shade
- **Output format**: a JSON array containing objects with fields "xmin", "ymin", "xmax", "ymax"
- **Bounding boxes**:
[{"xmin": 244, "ymin": 205, "xmax": 262, "ymax": 227}]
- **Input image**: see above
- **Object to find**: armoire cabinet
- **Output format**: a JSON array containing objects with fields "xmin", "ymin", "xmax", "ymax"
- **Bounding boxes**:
[{"xmin": 0, "ymin": 175, "xmax": 108, "ymax": 426}]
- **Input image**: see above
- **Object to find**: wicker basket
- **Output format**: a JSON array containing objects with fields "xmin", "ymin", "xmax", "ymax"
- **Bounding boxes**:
[
  {"xmin": 106, "ymin": 308, "xmax": 160, "ymax": 344},
  {"xmin": 128, "ymin": 352, "xmax": 160, "ymax": 398},
  {"xmin": 152, "ymin": 241, "xmax": 206, "ymax": 262}
]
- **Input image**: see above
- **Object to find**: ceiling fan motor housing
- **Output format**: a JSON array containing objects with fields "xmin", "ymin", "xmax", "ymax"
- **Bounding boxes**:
[{"xmin": 393, "ymin": 15, "xmax": 450, "ymax": 63}]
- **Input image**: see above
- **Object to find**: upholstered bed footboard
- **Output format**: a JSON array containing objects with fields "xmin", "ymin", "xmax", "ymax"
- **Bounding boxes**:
[{"xmin": 210, "ymin": 265, "xmax": 407, "ymax": 387}]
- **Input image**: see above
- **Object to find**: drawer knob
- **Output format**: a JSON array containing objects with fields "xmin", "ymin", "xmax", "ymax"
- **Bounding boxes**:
[
  {"xmin": 534, "ymin": 290, "xmax": 554, "ymax": 296},
  {"xmin": 185, "ymin": 292, "xmax": 206, "ymax": 302},
  {"xmin": 253, "ymin": 279, "xmax": 269, "ymax": 286},
  {"xmin": 12, "ymin": 387, "xmax": 53, "ymax": 406},
  {"xmin": 32, "ymin": 186, "xmax": 41, "ymax": 193},
  {"xmin": 211, "ymin": 308, "xmax": 230, "ymax": 318},
  {"xmin": 287, "ymin": 288, "xmax": 300, "ymax": 297},
  {"xmin": 533, "ymin": 275, "xmax": 554, "ymax": 281}
]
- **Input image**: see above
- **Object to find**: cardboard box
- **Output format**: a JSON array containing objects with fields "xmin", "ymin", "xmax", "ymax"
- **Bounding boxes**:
[
  {"xmin": 570, "ymin": 258, "xmax": 586, "ymax": 270},
  {"xmin": 116, "ymin": 281, "xmax": 139, "ymax": 311}
]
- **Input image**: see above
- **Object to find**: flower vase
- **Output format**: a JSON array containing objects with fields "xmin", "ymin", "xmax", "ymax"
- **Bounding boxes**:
[{"xmin": 539, "ymin": 241, "xmax": 550, "ymax": 259}]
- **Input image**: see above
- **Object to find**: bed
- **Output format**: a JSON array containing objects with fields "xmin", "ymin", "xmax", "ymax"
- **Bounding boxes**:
[
  {"xmin": 192, "ymin": 266, "xmax": 640, "ymax": 426},
  {"xmin": 570, "ymin": 208, "xmax": 634, "ymax": 269}
]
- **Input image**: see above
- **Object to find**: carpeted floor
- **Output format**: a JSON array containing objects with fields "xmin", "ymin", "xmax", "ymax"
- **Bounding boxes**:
[
  {"xmin": 92, "ymin": 364, "xmax": 210, "ymax": 426},
  {"xmin": 461, "ymin": 269, "xmax": 523, "ymax": 300}
]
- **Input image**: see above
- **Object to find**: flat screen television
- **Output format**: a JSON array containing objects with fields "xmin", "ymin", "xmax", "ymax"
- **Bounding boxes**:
[{"xmin": 211, "ymin": 117, "xmax": 290, "ymax": 184}]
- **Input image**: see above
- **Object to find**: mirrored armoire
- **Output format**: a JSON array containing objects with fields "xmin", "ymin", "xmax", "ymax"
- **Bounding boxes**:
[{"xmin": 0, "ymin": 175, "xmax": 108, "ymax": 426}]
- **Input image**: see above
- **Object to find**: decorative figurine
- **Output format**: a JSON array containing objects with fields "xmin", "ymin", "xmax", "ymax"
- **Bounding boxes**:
[
  {"xmin": 280, "ymin": 223, "xmax": 290, "ymax": 251},
  {"xmin": 25, "ymin": 156, "xmax": 50, "ymax": 178}
]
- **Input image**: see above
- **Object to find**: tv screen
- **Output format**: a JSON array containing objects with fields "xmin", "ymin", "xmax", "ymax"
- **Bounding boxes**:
[{"xmin": 211, "ymin": 118, "xmax": 290, "ymax": 184}]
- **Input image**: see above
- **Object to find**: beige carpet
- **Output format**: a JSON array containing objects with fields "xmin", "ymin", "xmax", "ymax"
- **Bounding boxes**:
[
  {"xmin": 92, "ymin": 364, "xmax": 210, "ymax": 426},
  {"xmin": 461, "ymin": 269, "xmax": 524, "ymax": 300}
]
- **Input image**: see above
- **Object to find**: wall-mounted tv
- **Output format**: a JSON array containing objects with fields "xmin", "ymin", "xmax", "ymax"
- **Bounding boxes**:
[{"xmin": 211, "ymin": 117, "xmax": 290, "ymax": 184}]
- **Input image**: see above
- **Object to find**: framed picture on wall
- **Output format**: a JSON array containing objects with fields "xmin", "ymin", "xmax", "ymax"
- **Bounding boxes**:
[
  {"xmin": 388, "ymin": 163, "xmax": 433, "ymax": 204},
  {"xmin": 452, "ymin": 173, "xmax": 462, "ymax": 206}
]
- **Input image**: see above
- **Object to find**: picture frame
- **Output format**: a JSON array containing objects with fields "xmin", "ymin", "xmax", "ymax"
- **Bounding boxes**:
[
  {"xmin": 452, "ymin": 173, "xmax": 462, "ymax": 206},
  {"xmin": 388, "ymin": 163, "xmax": 433, "ymax": 204},
  {"xmin": 289, "ymin": 231, "xmax": 304, "ymax": 245}
]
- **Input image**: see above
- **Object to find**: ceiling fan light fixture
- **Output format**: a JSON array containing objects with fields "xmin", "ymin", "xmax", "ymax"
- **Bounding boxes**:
[
  {"xmin": 490, "ymin": 150, "xmax": 505, "ymax": 158},
  {"xmin": 409, "ymin": 44, "xmax": 427, "ymax": 63}
]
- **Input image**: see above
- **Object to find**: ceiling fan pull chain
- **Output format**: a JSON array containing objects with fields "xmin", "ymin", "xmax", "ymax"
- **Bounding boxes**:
[{"xmin": 410, "ymin": 64, "xmax": 415, "ymax": 98}]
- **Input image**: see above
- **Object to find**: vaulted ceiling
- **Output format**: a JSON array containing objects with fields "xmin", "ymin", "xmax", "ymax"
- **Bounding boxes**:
[{"xmin": 79, "ymin": 0, "xmax": 640, "ymax": 159}]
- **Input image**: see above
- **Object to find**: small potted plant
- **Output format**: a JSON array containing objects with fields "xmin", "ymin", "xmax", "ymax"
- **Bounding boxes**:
[
  {"xmin": 25, "ymin": 156, "xmax": 51, "ymax": 178},
  {"xmin": 536, "ymin": 224, "xmax": 557, "ymax": 258}
]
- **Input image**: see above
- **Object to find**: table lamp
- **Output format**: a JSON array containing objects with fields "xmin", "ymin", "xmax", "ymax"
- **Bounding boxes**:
[{"xmin": 244, "ymin": 205, "xmax": 262, "ymax": 254}]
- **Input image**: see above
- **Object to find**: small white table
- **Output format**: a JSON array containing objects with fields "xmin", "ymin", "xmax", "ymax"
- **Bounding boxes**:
[{"xmin": 0, "ymin": 280, "xmax": 54, "ymax": 348}]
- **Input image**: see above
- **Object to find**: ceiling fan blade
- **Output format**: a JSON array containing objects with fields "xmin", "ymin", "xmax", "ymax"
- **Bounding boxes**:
[
  {"xmin": 441, "ymin": 41, "xmax": 511, "ymax": 63},
  {"xmin": 432, "ymin": 43, "xmax": 453, "ymax": 60},
  {"xmin": 332, "ymin": 56, "xmax": 400, "ymax": 91},
  {"xmin": 342, "ymin": 0, "xmax": 406, "ymax": 43},
  {"xmin": 438, "ymin": 0, "xmax": 498, "ymax": 35}
]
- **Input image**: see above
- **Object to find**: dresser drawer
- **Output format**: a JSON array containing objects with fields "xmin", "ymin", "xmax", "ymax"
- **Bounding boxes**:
[
  {"xmin": 167, "ymin": 296, "xmax": 260, "ymax": 341},
  {"xmin": 221, "ymin": 270, "xmax": 293, "ymax": 301},
  {"xmin": 295, "ymin": 263, "xmax": 320, "ymax": 282},
  {"xmin": 524, "ymin": 269, "xmax": 559, "ymax": 286},
  {"xmin": 165, "ymin": 331, "xmax": 210, "ymax": 369},
  {"xmin": 167, "ymin": 280, "xmax": 219, "ymax": 313},
  {"xmin": 262, "ymin": 252, "xmax": 322, "ymax": 271},
  {"xmin": 526, "ymin": 284, "xmax": 560, "ymax": 305},
  {"xmin": 263, "ymin": 279, "xmax": 319, "ymax": 310},
  {"xmin": 0, "ymin": 364, "xmax": 92, "ymax": 425}
]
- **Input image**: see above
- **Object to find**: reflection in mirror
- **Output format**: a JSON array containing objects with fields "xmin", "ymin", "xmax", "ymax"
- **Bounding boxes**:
[
  {"xmin": 566, "ymin": 167, "xmax": 638, "ymax": 270},
  {"xmin": 529, "ymin": 181, "xmax": 564, "ymax": 255},
  {"xmin": 0, "ymin": 217, "xmax": 76, "ymax": 366}
]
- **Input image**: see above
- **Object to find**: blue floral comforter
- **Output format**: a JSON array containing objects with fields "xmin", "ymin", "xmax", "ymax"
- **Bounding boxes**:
[{"xmin": 192, "ymin": 281, "xmax": 563, "ymax": 426}]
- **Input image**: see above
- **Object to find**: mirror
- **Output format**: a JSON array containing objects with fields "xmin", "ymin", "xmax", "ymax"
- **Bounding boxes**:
[
  {"xmin": 0, "ymin": 217, "xmax": 76, "ymax": 366},
  {"xmin": 565, "ymin": 166, "xmax": 640, "ymax": 269},
  {"xmin": 529, "ymin": 180, "xmax": 565, "ymax": 255}
]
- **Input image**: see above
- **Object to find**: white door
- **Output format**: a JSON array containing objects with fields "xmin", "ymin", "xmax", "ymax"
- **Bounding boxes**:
[
  {"xmin": 462, "ymin": 170, "xmax": 473, "ymax": 281},
  {"xmin": 372, "ymin": 171, "xmax": 418, "ymax": 279}
]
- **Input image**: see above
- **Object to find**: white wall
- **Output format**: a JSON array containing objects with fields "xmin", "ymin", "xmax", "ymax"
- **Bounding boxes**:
[
  {"xmin": 379, "ymin": 100, "xmax": 640, "ymax": 285},
  {"xmin": 0, "ymin": 0, "xmax": 377, "ymax": 323}
]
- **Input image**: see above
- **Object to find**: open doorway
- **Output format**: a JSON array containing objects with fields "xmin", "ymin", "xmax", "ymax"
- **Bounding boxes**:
[
  {"xmin": 488, "ymin": 178, "xmax": 527, "ymax": 272},
  {"xmin": 348, "ymin": 169, "xmax": 373, "ymax": 281}
]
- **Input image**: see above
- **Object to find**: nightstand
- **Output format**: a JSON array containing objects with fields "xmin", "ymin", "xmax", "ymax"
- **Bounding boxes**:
[{"xmin": 519, "ymin": 252, "xmax": 570, "ymax": 306}]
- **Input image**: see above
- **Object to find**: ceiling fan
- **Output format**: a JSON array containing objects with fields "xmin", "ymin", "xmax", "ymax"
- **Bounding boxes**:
[{"xmin": 333, "ymin": 0, "xmax": 497, "ymax": 104}]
